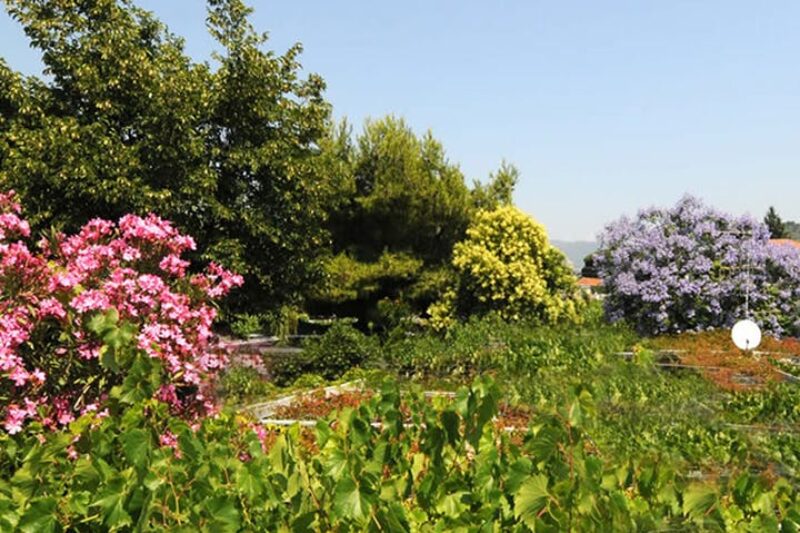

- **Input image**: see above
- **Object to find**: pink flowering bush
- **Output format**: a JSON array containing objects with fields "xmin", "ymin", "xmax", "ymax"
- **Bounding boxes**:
[{"xmin": 0, "ymin": 191, "xmax": 242, "ymax": 434}]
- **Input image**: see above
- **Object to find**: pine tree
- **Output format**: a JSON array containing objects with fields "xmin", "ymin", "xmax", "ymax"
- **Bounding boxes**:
[{"xmin": 764, "ymin": 206, "xmax": 787, "ymax": 239}]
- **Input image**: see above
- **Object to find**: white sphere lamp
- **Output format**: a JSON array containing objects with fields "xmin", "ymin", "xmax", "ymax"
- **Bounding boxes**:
[{"xmin": 731, "ymin": 319, "xmax": 761, "ymax": 351}]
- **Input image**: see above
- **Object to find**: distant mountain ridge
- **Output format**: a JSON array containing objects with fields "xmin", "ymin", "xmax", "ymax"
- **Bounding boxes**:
[{"xmin": 551, "ymin": 240, "xmax": 598, "ymax": 273}]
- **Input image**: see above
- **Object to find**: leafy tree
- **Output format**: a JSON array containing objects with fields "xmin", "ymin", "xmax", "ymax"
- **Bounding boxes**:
[
  {"xmin": 314, "ymin": 117, "xmax": 522, "ymax": 327},
  {"xmin": 786, "ymin": 220, "xmax": 800, "ymax": 240},
  {"xmin": 764, "ymin": 206, "xmax": 787, "ymax": 239},
  {"xmin": 0, "ymin": 0, "xmax": 332, "ymax": 314},
  {"xmin": 330, "ymin": 115, "xmax": 473, "ymax": 263},
  {"xmin": 471, "ymin": 160, "xmax": 519, "ymax": 210},
  {"xmin": 581, "ymin": 253, "xmax": 599, "ymax": 278},
  {"xmin": 429, "ymin": 205, "xmax": 584, "ymax": 327}
]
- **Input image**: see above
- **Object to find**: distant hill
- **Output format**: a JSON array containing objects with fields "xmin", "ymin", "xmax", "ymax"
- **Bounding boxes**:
[
  {"xmin": 551, "ymin": 240, "xmax": 598, "ymax": 273},
  {"xmin": 786, "ymin": 221, "xmax": 800, "ymax": 240}
]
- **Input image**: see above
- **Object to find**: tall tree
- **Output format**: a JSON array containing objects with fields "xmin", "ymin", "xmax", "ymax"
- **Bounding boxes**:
[
  {"xmin": 314, "ymin": 117, "xmax": 522, "ymax": 327},
  {"xmin": 764, "ymin": 206, "xmax": 787, "ymax": 239},
  {"xmin": 471, "ymin": 160, "xmax": 519, "ymax": 210},
  {"xmin": 0, "ymin": 0, "xmax": 332, "ymax": 314},
  {"xmin": 331, "ymin": 116, "xmax": 473, "ymax": 263}
]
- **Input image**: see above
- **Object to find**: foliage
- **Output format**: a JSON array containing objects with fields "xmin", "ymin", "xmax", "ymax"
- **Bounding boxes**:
[
  {"xmin": 0, "ymin": 0, "xmax": 331, "ymax": 315},
  {"xmin": 429, "ymin": 205, "xmax": 584, "ymax": 327},
  {"xmin": 386, "ymin": 312, "xmax": 635, "ymax": 380},
  {"xmin": 595, "ymin": 195, "xmax": 800, "ymax": 336},
  {"xmin": 229, "ymin": 313, "xmax": 263, "ymax": 339},
  {"xmin": 313, "ymin": 251, "xmax": 423, "ymax": 305},
  {"xmin": 470, "ymin": 160, "xmax": 519, "ymax": 210},
  {"xmin": 3, "ymin": 373, "xmax": 800, "ymax": 531},
  {"xmin": 765, "ymin": 206, "xmax": 787, "ymax": 239},
  {"xmin": 0, "ymin": 190, "xmax": 242, "ymax": 434},
  {"xmin": 272, "ymin": 323, "xmax": 378, "ymax": 385},
  {"xmin": 217, "ymin": 366, "xmax": 275, "ymax": 405},
  {"xmin": 328, "ymin": 116, "xmax": 473, "ymax": 264},
  {"xmin": 313, "ymin": 118, "xmax": 522, "ymax": 329},
  {"xmin": 786, "ymin": 221, "xmax": 800, "ymax": 241},
  {"xmin": 581, "ymin": 253, "xmax": 599, "ymax": 278}
]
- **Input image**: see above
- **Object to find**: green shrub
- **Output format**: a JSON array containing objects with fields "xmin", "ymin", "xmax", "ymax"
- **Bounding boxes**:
[
  {"xmin": 229, "ymin": 313, "xmax": 264, "ymax": 339},
  {"xmin": 272, "ymin": 323, "xmax": 378, "ymax": 385},
  {"xmin": 385, "ymin": 315, "xmax": 635, "ymax": 380},
  {"xmin": 3, "ymin": 376, "xmax": 798, "ymax": 531},
  {"xmin": 218, "ymin": 366, "xmax": 275, "ymax": 404},
  {"xmin": 429, "ymin": 205, "xmax": 585, "ymax": 328}
]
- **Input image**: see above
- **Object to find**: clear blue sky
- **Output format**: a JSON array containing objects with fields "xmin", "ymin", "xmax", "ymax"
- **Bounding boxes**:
[{"xmin": 2, "ymin": 1, "xmax": 799, "ymax": 241}]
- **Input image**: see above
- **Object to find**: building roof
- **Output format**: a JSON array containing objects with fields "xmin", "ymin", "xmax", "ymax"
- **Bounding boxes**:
[
  {"xmin": 769, "ymin": 239, "xmax": 800, "ymax": 250},
  {"xmin": 577, "ymin": 277, "xmax": 603, "ymax": 288}
]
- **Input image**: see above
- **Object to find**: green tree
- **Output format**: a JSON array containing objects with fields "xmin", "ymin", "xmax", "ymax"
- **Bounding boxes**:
[
  {"xmin": 313, "ymin": 117, "xmax": 522, "ymax": 327},
  {"xmin": 0, "ymin": 0, "xmax": 332, "ymax": 314},
  {"xmin": 581, "ymin": 253, "xmax": 599, "ymax": 278},
  {"xmin": 337, "ymin": 115, "xmax": 473, "ymax": 263},
  {"xmin": 471, "ymin": 160, "xmax": 519, "ymax": 210},
  {"xmin": 764, "ymin": 206, "xmax": 787, "ymax": 239}
]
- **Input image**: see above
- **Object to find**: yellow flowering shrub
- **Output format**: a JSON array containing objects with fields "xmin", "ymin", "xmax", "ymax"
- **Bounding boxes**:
[{"xmin": 429, "ymin": 206, "xmax": 584, "ymax": 328}]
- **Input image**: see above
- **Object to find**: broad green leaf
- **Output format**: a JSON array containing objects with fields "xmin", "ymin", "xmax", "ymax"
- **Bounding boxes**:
[
  {"xmin": 121, "ymin": 428, "xmax": 150, "ymax": 469},
  {"xmin": 18, "ymin": 497, "xmax": 57, "ymax": 533},
  {"xmin": 334, "ymin": 477, "xmax": 372, "ymax": 521},
  {"xmin": 203, "ymin": 496, "xmax": 241, "ymax": 533},
  {"xmin": 515, "ymin": 474, "xmax": 550, "ymax": 528},
  {"xmin": 682, "ymin": 484, "xmax": 717, "ymax": 519}
]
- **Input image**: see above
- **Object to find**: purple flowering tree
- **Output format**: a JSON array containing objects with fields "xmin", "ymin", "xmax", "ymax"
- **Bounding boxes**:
[{"xmin": 594, "ymin": 195, "xmax": 800, "ymax": 336}]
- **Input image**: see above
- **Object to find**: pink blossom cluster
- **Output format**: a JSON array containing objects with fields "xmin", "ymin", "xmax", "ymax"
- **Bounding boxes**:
[
  {"xmin": 0, "ymin": 191, "xmax": 243, "ymax": 434},
  {"xmin": 159, "ymin": 430, "xmax": 182, "ymax": 459}
]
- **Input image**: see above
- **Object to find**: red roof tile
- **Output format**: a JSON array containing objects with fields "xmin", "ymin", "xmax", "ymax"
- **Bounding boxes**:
[
  {"xmin": 578, "ymin": 277, "xmax": 603, "ymax": 287},
  {"xmin": 769, "ymin": 239, "xmax": 800, "ymax": 250}
]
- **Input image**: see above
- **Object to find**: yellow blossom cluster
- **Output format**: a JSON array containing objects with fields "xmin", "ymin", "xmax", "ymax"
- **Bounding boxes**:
[{"xmin": 429, "ymin": 206, "xmax": 584, "ymax": 328}]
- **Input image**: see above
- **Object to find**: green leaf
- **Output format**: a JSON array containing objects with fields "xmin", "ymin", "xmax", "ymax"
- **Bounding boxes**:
[
  {"xmin": 203, "ymin": 496, "xmax": 240, "ymax": 533},
  {"xmin": 18, "ymin": 497, "xmax": 57, "ymax": 533},
  {"xmin": 236, "ymin": 467, "xmax": 262, "ymax": 500},
  {"xmin": 121, "ymin": 428, "xmax": 150, "ymax": 469},
  {"xmin": 515, "ymin": 474, "xmax": 550, "ymax": 528},
  {"xmin": 143, "ymin": 471, "xmax": 164, "ymax": 492},
  {"xmin": 441, "ymin": 410, "xmax": 460, "ymax": 446},
  {"xmin": 436, "ymin": 490, "xmax": 469, "ymax": 517},
  {"xmin": 0, "ymin": 498, "xmax": 20, "ymax": 531},
  {"xmin": 682, "ymin": 483, "xmax": 717, "ymax": 519},
  {"xmin": 92, "ymin": 478, "xmax": 133, "ymax": 530},
  {"xmin": 334, "ymin": 477, "xmax": 372, "ymax": 521},
  {"xmin": 67, "ymin": 490, "xmax": 91, "ymax": 516}
]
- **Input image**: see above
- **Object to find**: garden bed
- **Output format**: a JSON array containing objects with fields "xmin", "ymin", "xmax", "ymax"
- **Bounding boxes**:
[
  {"xmin": 647, "ymin": 331, "xmax": 800, "ymax": 391},
  {"xmin": 245, "ymin": 381, "xmax": 533, "ymax": 433}
]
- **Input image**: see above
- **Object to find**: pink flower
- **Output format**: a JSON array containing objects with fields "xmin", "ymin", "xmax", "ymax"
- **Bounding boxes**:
[
  {"xmin": 70, "ymin": 290, "xmax": 111, "ymax": 313},
  {"xmin": 8, "ymin": 366, "xmax": 28, "ymax": 386},
  {"xmin": 3, "ymin": 404, "xmax": 30, "ymax": 434},
  {"xmin": 30, "ymin": 369, "xmax": 46, "ymax": 385},
  {"xmin": 77, "ymin": 344, "xmax": 101, "ymax": 360},
  {"xmin": 38, "ymin": 298, "xmax": 66, "ymax": 320},
  {"xmin": 0, "ymin": 190, "xmax": 244, "ymax": 434},
  {"xmin": 159, "ymin": 254, "xmax": 190, "ymax": 278},
  {"xmin": 159, "ymin": 430, "xmax": 182, "ymax": 459}
]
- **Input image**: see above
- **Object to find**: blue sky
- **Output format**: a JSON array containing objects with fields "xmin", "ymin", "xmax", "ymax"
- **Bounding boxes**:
[{"xmin": 2, "ymin": 1, "xmax": 799, "ymax": 240}]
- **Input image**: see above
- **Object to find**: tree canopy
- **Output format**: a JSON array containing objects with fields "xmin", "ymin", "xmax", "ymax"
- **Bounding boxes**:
[{"xmin": 0, "ymin": 0, "xmax": 332, "ymax": 314}]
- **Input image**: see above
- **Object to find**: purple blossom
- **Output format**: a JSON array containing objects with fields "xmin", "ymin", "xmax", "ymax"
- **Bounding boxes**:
[{"xmin": 595, "ymin": 195, "xmax": 800, "ymax": 336}]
